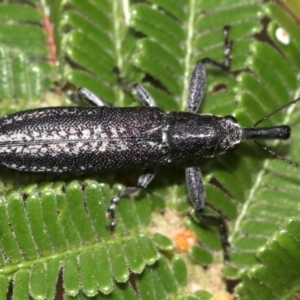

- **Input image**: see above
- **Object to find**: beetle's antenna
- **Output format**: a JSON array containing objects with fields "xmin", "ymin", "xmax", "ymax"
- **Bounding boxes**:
[
  {"xmin": 251, "ymin": 97, "xmax": 300, "ymax": 168},
  {"xmin": 253, "ymin": 97, "xmax": 300, "ymax": 127},
  {"xmin": 254, "ymin": 140, "xmax": 300, "ymax": 169}
]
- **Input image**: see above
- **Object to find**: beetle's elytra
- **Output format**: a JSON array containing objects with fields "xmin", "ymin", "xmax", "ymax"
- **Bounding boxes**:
[{"xmin": 0, "ymin": 27, "xmax": 292, "ymax": 259}]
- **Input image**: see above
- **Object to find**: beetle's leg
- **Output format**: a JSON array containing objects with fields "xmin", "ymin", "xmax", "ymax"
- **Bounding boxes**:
[
  {"xmin": 187, "ymin": 61, "xmax": 207, "ymax": 113},
  {"xmin": 78, "ymin": 87, "xmax": 108, "ymax": 107},
  {"xmin": 116, "ymin": 68, "xmax": 157, "ymax": 107},
  {"xmin": 185, "ymin": 165, "xmax": 230, "ymax": 260},
  {"xmin": 188, "ymin": 26, "xmax": 233, "ymax": 113},
  {"xmin": 131, "ymin": 83, "xmax": 157, "ymax": 107},
  {"xmin": 107, "ymin": 169, "xmax": 155, "ymax": 229}
]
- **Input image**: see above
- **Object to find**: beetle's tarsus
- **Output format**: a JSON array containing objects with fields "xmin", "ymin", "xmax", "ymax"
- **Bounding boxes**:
[{"xmin": 107, "ymin": 169, "xmax": 155, "ymax": 229}]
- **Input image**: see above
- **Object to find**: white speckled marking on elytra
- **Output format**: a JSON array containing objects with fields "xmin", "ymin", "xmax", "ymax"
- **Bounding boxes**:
[
  {"xmin": 0, "ymin": 139, "xmax": 164, "ymax": 157},
  {"xmin": 0, "ymin": 123, "xmax": 162, "ymax": 144},
  {"xmin": 0, "ymin": 107, "xmax": 171, "ymax": 173}
]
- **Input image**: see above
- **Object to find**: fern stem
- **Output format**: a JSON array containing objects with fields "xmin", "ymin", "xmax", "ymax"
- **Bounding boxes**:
[
  {"xmin": 182, "ymin": 0, "xmax": 196, "ymax": 111},
  {"xmin": 112, "ymin": 0, "xmax": 125, "ymax": 106}
]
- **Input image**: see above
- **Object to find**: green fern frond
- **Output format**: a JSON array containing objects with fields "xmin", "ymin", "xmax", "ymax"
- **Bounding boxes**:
[
  {"xmin": 0, "ymin": 3, "xmax": 53, "ymax": 107},
  {"xmin": 236, "ymin": 218, "xmax": 300, "ymax": 300},
  {"xmin": 0, "ymin": 181, "xmax": 167, "ymax": 298},
  {"xmin": 62, "ymin": 0, "xmax": 142, "ymax": 106},
  {"xmin": 0, "ymin": 0, "xmax": 300, "ymax": 299},
  {"xmin": 220, "ymin": 2, "xmax": 300, "ymax": 298}
]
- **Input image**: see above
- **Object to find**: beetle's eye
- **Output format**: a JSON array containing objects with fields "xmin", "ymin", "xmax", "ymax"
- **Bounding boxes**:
[{"xmin": 224, "ymin": 115, "xmax": 237, "ymax": 123}]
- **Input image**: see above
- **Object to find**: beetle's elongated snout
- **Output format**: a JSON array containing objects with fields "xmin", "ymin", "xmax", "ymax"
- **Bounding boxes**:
[{"xmin": 242, "ymin": 125, "xmax": 290, "ymax": 140}]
